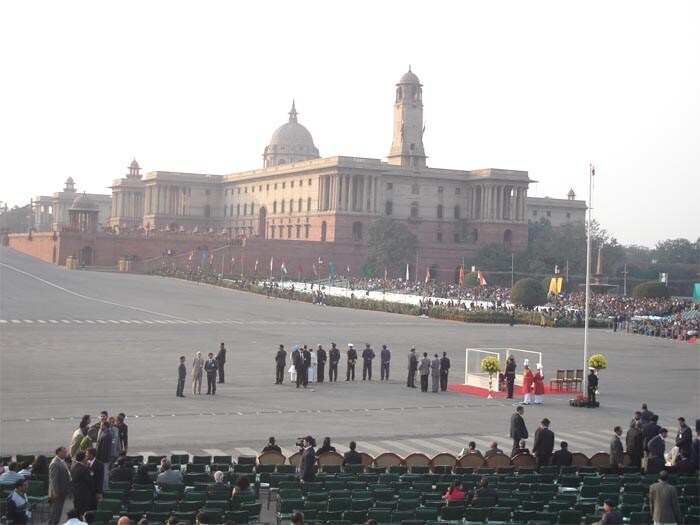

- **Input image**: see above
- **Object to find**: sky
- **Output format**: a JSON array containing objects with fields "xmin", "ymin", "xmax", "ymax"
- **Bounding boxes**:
[{"xmin": 1, "ymin": 0, "xmax": 698, "ymax": 247}]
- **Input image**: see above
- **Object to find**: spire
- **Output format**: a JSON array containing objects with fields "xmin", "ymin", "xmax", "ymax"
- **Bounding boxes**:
[
  {"xmin": 595, "ymin": 245, "xmax": 604, "ymax": 277},
  {"xmin": 408, "ymin": 64, "xmax": 411, "ymax": 72},
  {"xmin": 288, "ymin": 100, "xmax": 298, "ymax": 123}
]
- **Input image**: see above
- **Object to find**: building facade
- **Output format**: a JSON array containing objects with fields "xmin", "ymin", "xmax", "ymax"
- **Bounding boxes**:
[{"xmin": 33, "ymin": 177, "xmax": 111, "ymax": 232}]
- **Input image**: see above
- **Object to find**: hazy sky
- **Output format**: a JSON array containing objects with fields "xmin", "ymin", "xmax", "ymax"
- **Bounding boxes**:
[{"xmin": 1, "ymin": 1, "xmax": 697, "ymax": 247}]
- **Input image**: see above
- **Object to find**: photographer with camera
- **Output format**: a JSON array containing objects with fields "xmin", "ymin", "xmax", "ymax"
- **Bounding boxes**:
[{"xmin": 298, "ymin": 436, "xmax": 317, "ymax": 483}]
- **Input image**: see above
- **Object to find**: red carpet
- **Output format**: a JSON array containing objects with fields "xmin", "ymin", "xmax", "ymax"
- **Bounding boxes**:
[{"xmin": 447, "ymin": 384, "xmax": 581, "ymax": 397}]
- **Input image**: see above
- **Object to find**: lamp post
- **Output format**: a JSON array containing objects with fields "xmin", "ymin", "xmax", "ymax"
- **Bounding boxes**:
[
  {"xmin": 622, "ymin": 263, "xmax": 628, "ymax": 296},
  {"xmin": 317, "ymin": 256, "xmax": 323, "ymax": 302}
]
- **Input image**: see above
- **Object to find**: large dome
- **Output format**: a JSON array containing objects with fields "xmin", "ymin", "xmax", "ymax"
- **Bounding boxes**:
[
  {"xmin": 263, "ymin": 101, "xmax": 320, "ymax": 168},
  {"xmin": 398, "ymin": 66, "xmax": 420, "ymax": 85}
]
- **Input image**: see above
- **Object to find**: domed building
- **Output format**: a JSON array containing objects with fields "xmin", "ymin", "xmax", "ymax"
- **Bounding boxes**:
[
  {"xmin": 263, "ymin": 101, "xmax": 320, "ymax": 168},
  {"xmin": 32, "ymin": 176, "xmax": 111, "ymax": 233}
]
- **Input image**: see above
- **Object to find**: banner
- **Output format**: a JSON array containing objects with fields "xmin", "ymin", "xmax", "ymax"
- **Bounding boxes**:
[
  {"xmin": 548, "ymin": 277, "xmax": 563, "ymax": 294},
  {"xmin": 694, "ymin": 283, "xmax": 700, "ymax": 301}
]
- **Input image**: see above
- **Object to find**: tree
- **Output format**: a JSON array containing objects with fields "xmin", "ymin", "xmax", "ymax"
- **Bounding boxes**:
[
  {"xmin": 474, "ymin": 243, "xmax": 513, "ymax": 272},
  {"xmin": 632, "ymin": 281, "xmax": 670, "ymax": 299},
  {"xmin": 364, "ymin": 219, "xmax": 418, "ymax": 277},
  {"xmin": 0, "ymin": 204, "xmax": 30, "ymax": 233},
  {"xmin": 653, "ymin": 238, "xmax": 699, "ymax": 264},
  {"xmin": 463, "ymin": 271, "xmax": 480, "ymax": 287},
  {"xmin": 510, "ymin": 278, "xmax": 548, "ymax": 306}
]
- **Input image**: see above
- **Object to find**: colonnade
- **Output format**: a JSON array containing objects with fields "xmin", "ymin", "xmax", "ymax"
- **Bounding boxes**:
[
  {"xmin": 468, "ymin": 184, "xmax": 527, "ymax": 221},
  {"xmin": 319, "ymin": 173, "xmax": 380, "ymax": 213},
  {"xmin": 143, "ymin": 185, "xmax": 189, "ymax": 216}
]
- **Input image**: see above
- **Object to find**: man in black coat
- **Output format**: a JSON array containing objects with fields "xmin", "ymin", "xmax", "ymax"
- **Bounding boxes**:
[
  {"xmin": 380, "ymin": 345, "xmax": 391, "ymax": 380},
  {"xmin": 216, "ymin": 342, "xmax": 227, "ymax": 383},
  {"xmin": 610, "ymin": 426, "xmax": 624, "ymax": 470},
  {"xmin": 510, "ymin": 406, "xmax": 528, "ymax": 457},
  {"xmin": 301, "ymin": 346, "xmax": 311, "ymax": 387},
  {"xmin": 299, "ymin": 436, "xmax": 316, "ymax": 483},
  {"xmin": 317, "ymin": 345, "xmax": 327, "ymax": 383},
  {"xmin": 439, "ymin": 352, "xmax": 450, "ymax": 391},
  {"xmin": 676, "ymin": 417, "xmax": 693, "ymax": 458},
  {"xmin": 643, "ymin": 415, "xmax": 661, "ymax": 453},
  {"xmin": 204, "ymin": 352, "xmax": 218, "ymax": 395},
  {"xmin": 361, "ymin": 343, "xmax": 375, "ymax": 380},
  {"xmin": 275, "ymin": 344, "xmax": 286, "ymax": 385},
  {"xmin": 292, "ymin": 346, "xmax": 304, "ymax": 388},
  {"xmin": 646, "ymin": 428, "xmax": 668, "ymax": 475},
  {"xmin": 552, "ymin": 442, "xmax": 573, "ymax": 467},
  {"xmin": 587, "ymin": 368, "xmax": 598, "ymax": 406},
  {"xmin": 504, "ymin": 356, "xmax": 516, "ymax": 399},
  {"xmin": 328, "ymin": 343, "xmax": 340, "ymax": 382},
  {"xmin": 342, "ymin": 441, "xmax": 363, "ymax": 466},
  {"xmin": 407, "ymin": 348, "xmax": 418, "ymax": 388},
  {"xmin": 176, "ymin": 355, "xmax": 186, "ymax": 397},
  {"xmin": 532, "ymin": 418, "xmax": 555, "ymax": 468},
  {"xmin": 626, "ymin": 421, "xmax": 644, "ymax": 468},
  {"xmin": 70, "ymin": 451, "xmax": 94, "ymax": 516},
  {"xmin": 640, "ymin": 403, "xmax": 654, "ymax": 424},
  {"xmin": 86, "ymin": 447, "xmax": 105, "ymax": 505},
  {"xmin": 346, "ymin": 344, "xmax": 357, "ymax": 381}
]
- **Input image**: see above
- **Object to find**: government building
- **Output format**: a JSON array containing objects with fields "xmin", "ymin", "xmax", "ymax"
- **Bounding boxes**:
[{"xmin": 15, "ymin": 69, "xmax": 585, "ymax": 281}]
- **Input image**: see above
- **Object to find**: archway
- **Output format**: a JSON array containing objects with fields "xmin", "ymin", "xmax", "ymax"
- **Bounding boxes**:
[
  {"xmin": 321, "ymin": 221, "xmax": 327, "ymax": 242},
  {"xmin": 258, "ymin": 207, "xmax": 267, "ymax": 238},
  {"xmin": 429, "ymin": 264, "xmax": 439, "ymax": 281},
  {"xmin": 81, "ymin": 246, "xmax": 93, "ymax": 266},
  {"xmin": 352, "ymin": 221, "xmax": 362, "ymax": 241},
  {"xmin": 503, "ymin": 229, "xmax": 513, "ymax": 248}
]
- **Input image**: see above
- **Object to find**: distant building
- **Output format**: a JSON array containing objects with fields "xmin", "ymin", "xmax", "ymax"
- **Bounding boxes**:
[
  {"xmin": 33, "ymin": 177, "xmax": 111, "ymax": 232},
  {"xmin": 527, "ymin": 189, "xmax": 586, "ymax": 227}
]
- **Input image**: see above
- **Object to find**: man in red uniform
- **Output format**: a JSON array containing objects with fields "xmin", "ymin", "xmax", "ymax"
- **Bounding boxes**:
[
  {"xmin": 522, "ymin": 360, "xmax": 534, "ymax": 405},
  {"xmin": 533, "ymin": 363, "xmax": 545, "ymax": 404}
]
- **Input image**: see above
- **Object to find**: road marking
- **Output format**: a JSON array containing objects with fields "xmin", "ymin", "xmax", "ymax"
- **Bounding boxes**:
[
  {"xmin": 11, "ymin": 320, "xmax": 21, "ymax": 323},
  {"xmin": 402, "ymin": 438, "xmax": 448, "ymax": 455},
  {"xmin": 130, "ymin": 320, "xmax": 142, "ymax": 324},
  {"xmin": 73, "ymin": 320, "xmax": 83, "ymax": 323},
  {"xmin": 234, "ymin": 447, "xmax": 259, "ymax": 457},
  {"xmin": 85, "ymin": 320, "xmax": 95, "ymax": 323},
  {"xmin": 0, "ymin": 320, "xmax": 7, "ymax": 323},
  {"xmin": 37, "ymin": 320, "xmax": 46, "ymax": 323},
  {"xmin": 356, "ymin": 441, "xmax": 386, "ymax": 456},
  {"xmin": 203, "ymin": 448, "xmax": 229, "ymax": 457},
  {"xmin": 380, "ymin": 440, "xmax": 417, "ymax": 455},
  {"xmin": 49, "ymin": 320, "xmax": 59, "ymax": 323},
  {"xmin": 142, "ymin": 320, "xmax": 154, "ymax": 324},
  {"xmin": 432, "ymin": 437, "xmax": 470, "ymax": 450},
  {"xmin": 23, "ymin": 320, "xmax": 34, "ymax": 323},
  {"xmin": 119, "ymin": 320, "xmax": 132, "ymax": 324},
  {"xmin": 61, "ymin": 320, "xmax": 71, "ymax": 323},
  {"xmin": 109, "ymin": 320, "xmax": 120, "ymax": 324},
  {"xmin": 556, "ymin": 430, "xmax": 607, "ymax": 448}
]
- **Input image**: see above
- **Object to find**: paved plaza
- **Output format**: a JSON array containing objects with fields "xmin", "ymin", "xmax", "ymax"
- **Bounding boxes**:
[{"xmin": 1, "ymin": 247, "xmax": 698, "ymax": 460}]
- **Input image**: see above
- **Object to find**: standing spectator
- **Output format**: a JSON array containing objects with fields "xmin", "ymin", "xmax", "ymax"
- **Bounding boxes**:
[
  {"xmin": 192, "ymin": 351, "xmax": 204, "ymax": 394},
  {"xmin": 643, "ymin": 415, "xmax": 662, "ymax": 453},
  {"xmin": 626, "ymin": 421, "xmax": 644, "ymax": 468},
  {"xmin": 533, "ymin": 364, "xmax": 545, "ymax": 404},
  {"xmin": 275, "ymin": 345, "xmax": 286, "ymax": 385},
  {"xmin": 116, "ymin": 413, "xmax": 128, "ymax": 453},
  {"xmin": 361, "ymin": 343, "xmax": 375, "ymax": 380},
  {"xmin": 204, "ymin": 352, "xmax": 218, "ymax": 395},
  {"xmin": 610, "ymin": 426, "xmax": 624, "ymax": 470},
  {"xmin": 301, "ymin": 345, "xmax": 312, "ymax": 387},
  {"xmin": 317, "ymin": 344, "xmax": 327, "ymax": 383},
  {"xmin": 31, "ymin": 455, "xmax": 49, "ymax": 477},
  {"xmin": 552, "ymin": 442, "xmax": 573, "ymax": 467},
  {"xmin": 328, "ymin": 343, "xmax": 340, "ymax": 382},
  {"xmin": 649, "ymin": 471, "xmax": 682, "ymax": 525},
  {"xmin": 646, "ymin": 428, "xmax": 668, "ymax": 475},
  {"xmin": 69, "ymin": 416, "xmax": 91, "ymax": 460},
  {"xmin": 430, "ymin": 354, "xmax": 441, "ymax": 393},
  {"xmin": 407, "ymin": 347, "xmax": 418, "ymax": 388},
  {"xmin": 216, "ymin": 342, "xmax": 227, "ymax": 384},
  {"xmin": 630, "ymin": 411, "xmax": 642, "ymax": 429},
  {"xmin": 96, "ymin": 423, "xmax": 113, "ymax": 489},
  {"xmin": 640, "ymin": 403, "xmax": 654, "ymax": 424},
  {"xmin": 176, "ymin": 356, "xmax": 186, "ymax": 397},
  {"xmin": 86, "ymin": 447, "xmax": 106, "ymax": 498},
  {"xmin": 533, "ymin": 418, "xmax": 555, "ymax": 468},
  {"xmin": 346, "ymin": 344, "xmax": 357, "ymax": 381},
  {"xmin": 380, "ymin": 345, "xmax": 391, "ymax": 381},
  {"xmin": 522, "ymin": 360, "xmax": 534, "ymax": 405},
  {"xmin": 71, "ymin": 451, "xmax": 94, "ymax": 516},
  {"xmin": 587, "ymin": 368, "xmax": 599, "ymax": 406},
  {"xmin": 342, "ymin": 441, "xmax": 363, "ymax": 466},
  {"xmin": 439, "ymin": 351, "xmax": 450, "ymax": 391},
  {"xmin": 48, "ymin": 446, "xmax": 71, "ymax": 525},
  {"xmin": 504, "ymin": 356, "xmax": 516, "ymax": 399},
  {"xmin": 299, "ymin": 436, "xmax": 316, "ymax": 483},
  {"xmin": 6, "ymin": 479, "xmax": 31, "ymax": 524},
  {"xmin": 419, "ymin": 352, "xmax": 431, "ymax": 392},
  {"xmin": 292, "ymin": 345, "xmax": 303, "ymax": 388},
  {"xmin": 675, "ymin": 417, "xmax": 692, "ymax": 458},
  {"xmin": 510, "ymin": 406, "xmax": 528, "ymax": 457}
]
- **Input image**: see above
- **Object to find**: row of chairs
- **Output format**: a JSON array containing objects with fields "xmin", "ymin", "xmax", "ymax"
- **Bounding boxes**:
[{"xmin": 549, "ymin": 369, "xmax": 583, "ymax": 392}]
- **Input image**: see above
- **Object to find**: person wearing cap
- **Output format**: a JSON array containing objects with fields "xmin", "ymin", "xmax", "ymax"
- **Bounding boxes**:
[
  {"xmin": 419, "ymin": 352, "xmax": 431, "ymax": 392},
  {"xmin": 533, "ymin": 418, "xmax": 554, "ymax": 468},
  {"xmin": 649, "ymin": 470, "xmax": 681, "ymax": 525},
  {"xmin": 299, "ymin": 437, "xmax": 317, "ymax": 483},
  {"xmin": 521, "ymin": 360, "xmax": 534, "ymax": 404},
  {"xmin": 275, "ymin": 344, "xmax": 287, "ymax": 385},
  {"xmin": 346, "ymin": 344, "xmax": 357, "ymax": 381},
  {"xmin": 407, "ymin": 347, "xmax": 418, "ymax": 388},
  {"xmin": 380, "ymin": 345, "xmax": 391, "ymax": 380},
  {"xmin": 361, "ymin": 343, "xmax": 375, "ymax": 380},
  {"xmin": 316, "ymin": 344, "xmax": 327, "ymax": 383},
  {"xmin": 328, "ymin": 343, "xmax": 340, "ymax": 382},
  {"xmin": 594, "ymin": 498, "xmax": 623, "ymax": 525},
  {"xmin": 510, "ymin": 405, "xmax": 529, "ymax": 457},
  {"xmin": 533, "ymin": 363, "xmax": 545, "ymax": 404},
  {"xmin": 646, "ymin": 428, "xmax": 668, "ymax": 475},
  {"xmin": 587, "ymin": 367, "xmax": 599, "ymax": 406}
]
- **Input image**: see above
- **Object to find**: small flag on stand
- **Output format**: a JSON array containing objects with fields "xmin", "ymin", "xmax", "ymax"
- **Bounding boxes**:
[
  {"xmin": 281, "ymin": 261, "xmax": 287, "ymax": 275},
  {"xmin": 478, "ymin": 270, "xmax": 487, "ymax": 286},
  {"xmin": 425, "ymin": 267, "xmax": 430, "ymax": 283}
]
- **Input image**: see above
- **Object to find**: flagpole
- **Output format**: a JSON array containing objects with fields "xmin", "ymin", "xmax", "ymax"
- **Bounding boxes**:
[{"xmin": 583, "ymin": 164, "xmax": 594, "ymax": 401}]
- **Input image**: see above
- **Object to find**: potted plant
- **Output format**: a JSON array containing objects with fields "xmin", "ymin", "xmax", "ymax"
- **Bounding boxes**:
[{"xmin": 480, "ymin": 356, "xmax": 501, "ymax": 399}]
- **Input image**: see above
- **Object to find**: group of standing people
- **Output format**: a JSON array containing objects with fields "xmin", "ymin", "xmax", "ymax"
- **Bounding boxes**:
[
  {"xmin": 177, "ymin": 342, "xmax": 227, "ymax": 397},
  {"xmin": 406, "ymin": 348, "xmax": 451, "ymax": 392},
  {"xmin": 503, "ymin": 357, "xmax": 545, "ymax": 403}
]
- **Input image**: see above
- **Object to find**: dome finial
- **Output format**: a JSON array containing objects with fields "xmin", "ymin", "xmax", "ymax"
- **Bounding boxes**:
[
  {"xmin": 289, "ymin": 100, "xmax": 298, "ymax": 123},
  {"xmin": 408, "ymin": 64, "xmax": 412, "ymax": 72}
]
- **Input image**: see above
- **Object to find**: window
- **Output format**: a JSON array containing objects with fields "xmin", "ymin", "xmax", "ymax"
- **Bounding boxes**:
[
  {"xmin": 243, "ymin": 203, "xmax": 247, "ymax": 216},
  {"xmin": 298, "ymin": 198, "xmax": 302, "ymax": 212},
  {"xmin": 281, "ymin": 200, "xmax": 285, "ymax": 213},
  {"xmin": 278, "ymin": 225, "xmax": 284, "ymax": 238},
  {"xmin": 205, "ymin": 189, "xmax": 211, "ymax": 196},
  {"xmin": 299, "ymin": 180, "xmax": 303, "ymax": 187},
  {"xmin": 437, "ymin": 231, "xmax": 443, "ymax": 242},
  {"xmin": 259, "ymin": 185, "xmax": 263, "ymax": 191},
  {"xmin": 204, "ymin": 205, "xmax": 211, "ymax": 218},
  {"xmin": 308, "ymin": 179, "xmax": 312, "ymax": 185},
  {"xmin": 282, "ymin": 182, "xmax": 286, "ymax": 189},
  {"xmin": 287, "ymin": 225, "xmax": 292, "ymax": 238},
  {"xmin": 566, "ymin": 212, "xmax": 571, "ymax": 219},
  {"xmin": 266, "ymin": 184, "xmax": 270, "ymax": 191},
  {"xmin": 289, "ymin": 199, "xmax": 293, "ymax": 214},
  {"xmin": 307, "ymin": 197, "xmax": 311, "ymax": 211},
  {"xmin": 470, "ymin": 229, "xmax": 479, "ymax": 243},
  {"xmin": 237, "ymin": 204, "xmax": 241, "ymax": 217},
  {"xmin": 244, "ymin": 187, "xmax": 248, "ymax": 193},
  {"xmin": 250, "ymin": 203, "xmax": 255, "ymax": 215},
  {"xmin": 252, "ymin": 186, "xmax": 255, "ymax": 193},
  {"xmin": 410, "ymin": 201, "xmax": 419, "ymax": 219},
  {"xmin": 223, "ymin": 205, "xmax": 227, "ymax": 217},
  {"xmin": 230, "ymin": 204, "xmax": 233, "ymax": 216},
  {"xmin": 455, "ymin": 188, "xmax": 461, "ymax": 195},
  {"xmin": 503, "ymin": 229, "xmax": 513, "ymax": 248},
  {"xmin": 437, "ymin": 205, "xmax": 443, "ymax": 219},
  {"xmin": 411, "ymin": 183, "xmax": 420, "ymax": 195},
  {"xmin": 454, "ymin": 205, "xmax": 461, "ymax": 219},
  {"xmin": 438, "ymin": 186, "xmax": 443, "ymax": 193},
  {"xmin": 237, "ymin": 188, "xmax": 241, "ymax": 194},
  {"xmin": 321, "ymin": 221, "xmax": 327, "ymax": 242},
  {"xmin": 270, "ymin": 226, "xmax": 275, "ymax": 239},
  {"xmin": 352, "ymin": 221, "xmax": 363, "ymax": 241},
  {"xmin": 385, "ymin": 201, "xmax": 393, "ymax": 216},
  {"xmin": 533, "ymin": 210, "xmax": 538, "ymax": 217},
  {"xmin": 453, "ymin": 232, "xmax": 460, "ymax": 243},
  {"xmin": 296, "ymin": 225, "xmax": 301, "ymax": 238},
  {"xmin": 291, "ymin": 181, "xmax": 294, "ymax": 188},
  {"xmin": 273, "ymin": 201, "xmax": 277, "ymax": 214},
  {"xmin": 386, "ymin": 182, "xmax": 393, "ymax": 190},
  {"xmin": 546, "ymin": 211, "xmax": 551, "ymax": 217},
  {"xmin": 305, "ymin": 224, "xmax": 310, "ymax": 239},
  {"xmin": 274, "ymin": 183, "xmax": 278, "ymax": 190}
]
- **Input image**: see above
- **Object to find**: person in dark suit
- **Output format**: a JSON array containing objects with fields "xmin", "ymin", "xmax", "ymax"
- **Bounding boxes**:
[
  {"xmin": 204, "ymin": 352, "xmax": 218, "ymax": 395},
  {"xmin": 342, "ymin": 441, "xmax": 363, "ymax": 466},
  {"xmin": 216, "ymin": 342, "xmax": 227, "ymax": 383},
  {"xmin": 642, "ymin": 415, "xmax": 661, "ymax": 454},
  {"xmin": 380, "ymin": 345, "xmax": 391, "ymax": 380},
  {"xmin": 361, "ymin": 344, "xmax": 375, "ymax": 380},
  {"xmin": 70, "ymin": 451, "xmax": 94, "ymax": 516},
  {"xmin": 552, "ymin": 442, "xmax": 573, "ymax": 467},
  {"xmin": 346, "ymin": 344, "xmax": 357, "ymax": 381},
  {"xmin": 587, "ymin": 368, "xmax": 598, "ymax": 406},
  {"xmin": 640, "ymin": 403, "xmax": 654, "ymax": 424},
  {"xmin": 317, "ymin": 345, "xmax": 327, "ymax": 383},
  {"xmin": 646, "ymin": 428, "xmax": 668, "ymax": 475},
  {"xmin": 504, "ymin": 356, "xmax": 516, "ymax": 399},
  {"xmin": 48, "ymin": 447, "xmax": 71, "ymax": 525},
  {"xmin": 472, "ymin": 478, "xmax": 498, "ymax": 504},
  {"xmin": 291, "ymin": 345, "xmax": 302, "ymax": 387},
  {"xmin": 510, "ymin": 406, "xmax": 528, "ymax": 457},
  {"xmin": 610, "ymin": 426, "xmax": 624, "ymax": 470},
  {"xmin": 407, "ymin": 348, "xmax": 418, "ymax": 388},
  {"xmin": 532, "ymin": 418, "xmax": 555, "ymax": 468},
  {"xmin": 109, "ymin": 456, "xmax": 133, "ymax": 483},
  {"xmin": 177, "ymin": 355, "xmax": 186, "ymax": 397},
  {"xmin": 649, "ymin": 470, "xmax": 682, "ymax": 525},
  {"xmin": 301, "ymin": 346, "xmax": 311, "ymax": 387},
  {"xmin": 86, "ymin": 447, "xmax": 105, "ymax": 504},
  {"xmin": 275, "ymin": 344, "xmax": 286, "ymax": 384},
  {"xmin": 676, "ymin": 417, "xmax": 693, "ymax": 458},
  {"xmin": 626, "ymin": 421, "xmax": 644, "ymax": 468},
  {"xmin": 439, "ymin": 352, "xmax": 450, "ymax": 391},
  {"xmin": 262, "ymin": 437, "xmax": 282, "ymax": 453},
  {"xmin": 299, "ymin": 436, "xmax": 316, "ymax": 483},
  {"xmin": 328, "ymin": 343, "xmax": 340, "ymax": 382}
]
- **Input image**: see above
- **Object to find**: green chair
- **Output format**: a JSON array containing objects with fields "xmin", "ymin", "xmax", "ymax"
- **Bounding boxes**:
[
  {"xmin": 328, "ymin": 497, "xmax": 352, "ymax": 513},
  {"xmin": 522, "ymin": 500, "xmax": 545, "ymax": 511},
  {"xmin": 415, "ymin": 506, "xmax": 439, "ymax": 521},
  {"xmin": 343, "ymin": 509, "xmax": 369, "ymax": 523},
  {"xmin": 390, "ymin": 510, "xmax": 414, "ymax": 523},
  {"xmin": 513, "ymin": 509, "xmax": 537, "ymax": 522},
  {"xmin": 367, "ymin": 508, "xmax": 391, "ymax": 522},
  {"xmin": 557, "ymin": 509, "xmax": 583, "ymax": 524},
  {"xmin": 199, "ymin": 508, "xmax": 224, "ymax": 524},
  {"xmin": 276, "ymin": 498, "xmax": 304, "ymax": 525},
  {"xmin": 440, "ymin": 504, "xmax": 464, "ymax": 521},
  {"xmin": 547, "ymin": 501, "xmax": 570, "ymax": 512},
  {"xmin": 171, "ymin": 511, "xmax": 196, "ymax": 523},
  {"xmin": 397, "ymin": 498, "xmax": 420, "ymax": 510},
  {"xmin": 179, "ymin": 498, "xmax": 205, "ymax": 512},
  {"xmin": 488, "ymin": 506, "xmax": 512, "ymax": 521},
  {"xmin": 128, "ymin": 500, "xmax": 153, "ymax": 513},
  {"xmin": 146, "ymin": 511, "xmax": 173, "ymax": 523},
  {"xmin": 464, "ymin": 507, "xmax": 489, "ymax": 522},
  {"xmin": 92, "ymin": 509, "xmax": 115, "ymax": 524},
  {"xmin": 471, "ymin": 496, "xmax": 496, "ymax": 508},
  {"xmin": 205, "ymin": 499, "xmax": 230, "ymax": 511},
  {"xmin": 318, "ymin": 510, "xmax": 344, "ymax": 521},
  {"xmin": 351, "ymin": 498, "xmax": 375, "ymax": 511},
  {"xmin": 97, "ymin": 498, "xmax": 123, "ymax": 514},
  {"xmin": 534, "ymin": 511, "xmax": 557, "ymax": 524}
]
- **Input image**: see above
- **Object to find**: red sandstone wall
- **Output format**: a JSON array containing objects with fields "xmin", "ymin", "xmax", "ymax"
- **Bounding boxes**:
[{"xmin": 8, "ymin": 233, "xmax": 60, "ymax": 264}]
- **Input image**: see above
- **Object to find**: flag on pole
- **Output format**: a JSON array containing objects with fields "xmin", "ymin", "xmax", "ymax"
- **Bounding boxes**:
[
  {"xmin": 231, "ymin": 256, "xmax": 235, "ymax": 265},
  {"xmin": 477, "ymin": 270, "xmax": 487, "ymax": 286},
  {"xmin": 312, "ymin": 263, "xmax": 318, "ymax": 276},
  {"xmin": 281, "ymin": 261, "xmax": 287, "ymax": 275},
  {"xmin": 405, "ymin": 263, "xmax": 410, "ymax": 281},
  {"xmin": 188, "ymin": 251, "xmax": 194, "ymax": 261},
  {"xmin": 254, "ymin": 259, "xmax": 259, "ymax": 274},
  {"xmin": 328, "ymin": 261, "xmax": 334, "ymax": 275},
  {"xmin": 270, "ymin": 256, "xmax": 274, "ymax": 273},
  {"xmin": 425, "ymin": 266, "xmax": 430, "ymax": 283},
  {"xmin": 458, "ymin": 265, "xmax": 465, "ymax": 287},
  {"xmin": 383, "ymin": 265, "xmax": 388, "ymax": 280},
  {"xmin": 347, "ymin": 264, "xmax": 350, "ymax": 276}
]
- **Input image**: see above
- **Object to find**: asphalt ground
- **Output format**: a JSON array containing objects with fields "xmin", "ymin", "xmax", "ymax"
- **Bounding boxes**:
[{"xmin": 1, "ymin": 246, "xmax": 698, "ymax": 459}]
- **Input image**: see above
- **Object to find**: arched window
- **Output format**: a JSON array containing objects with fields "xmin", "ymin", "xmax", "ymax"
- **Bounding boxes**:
[
  {"xmin": 410, "ymin": 201, "xmax": 419, "ymax": 219},
  {"xmin": 454, "ymin": 205, "xmax": 461, "ymax": 219},
  {"xmin": 503, "ymin": 229, "xmax": 513, "ymax": 248},
  {"xmin": 279, "ymin": 225, "xmax": 284, "ymax": 238},
  {"xmin": 296, "ymin": 225, "xmax": 301, "ymax": 238},
  {"xmin": 385, "ymin": 201, "xmax": 393, "ymax": 216},
  {"xmin": 352, "ymin": 221, "xmax": 363, "ymax": 241},
  {"xmin": 270, "ymin": 226, "xmax": 275, "ymax": 239},
  {"xmin": 289, "ymin": 199, "xmax": 294, "ymax": 214},
  {"xmin": 305, "ymin": 224, "xmax": 310, "ymax": 239},
  {"xmin": 437, "ymin": 205, "xmax": 443, "ymax": 219},
  {"xmin": 321, "ymin": 221, "xmax": 327, "ymax": 242}
]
